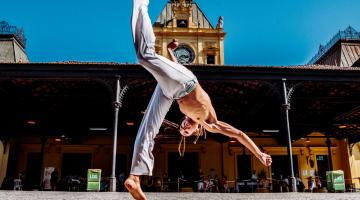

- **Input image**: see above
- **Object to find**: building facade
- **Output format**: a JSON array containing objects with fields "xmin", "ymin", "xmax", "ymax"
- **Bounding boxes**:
[
  {"xmin": 0, "ymin": 63, "xmax": 359, "ymax": 192},
  {"xmin": 153, "ymin": 0, "xmax": 226, "ymax": 65}
]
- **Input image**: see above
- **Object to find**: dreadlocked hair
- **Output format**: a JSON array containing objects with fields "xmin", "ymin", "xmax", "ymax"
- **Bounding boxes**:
[{"xmin": 178, "ymin": 117, "xmax": 207, "ymax": 157}]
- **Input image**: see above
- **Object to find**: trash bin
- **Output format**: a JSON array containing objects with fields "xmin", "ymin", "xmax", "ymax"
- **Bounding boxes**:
[
  {"xmin": 326, "ymin": 170, "xmax": 345, "ymax": 192},
  {"xmin": 87, "ymin": 169, "xmax": 102, "ymax": 191}
]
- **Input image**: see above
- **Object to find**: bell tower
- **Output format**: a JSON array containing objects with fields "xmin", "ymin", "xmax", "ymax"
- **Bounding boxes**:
[
  {"xmin": 171, "ymin": 0, "xmax": 194, "ymax": 28},
  {"xmin": 153, "ymin": 0, "xmax": 226, "ymax": 65}
]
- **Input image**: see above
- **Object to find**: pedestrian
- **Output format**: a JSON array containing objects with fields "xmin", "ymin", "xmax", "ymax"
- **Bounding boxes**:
[{"xmin": 50, "ymin": 168, "xmax": 58, "ymax": 191}]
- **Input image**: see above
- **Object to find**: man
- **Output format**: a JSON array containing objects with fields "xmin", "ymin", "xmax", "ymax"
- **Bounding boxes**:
[{"xmin": 125, "ymin": 1, "xmax": 272, "ymax": 199}]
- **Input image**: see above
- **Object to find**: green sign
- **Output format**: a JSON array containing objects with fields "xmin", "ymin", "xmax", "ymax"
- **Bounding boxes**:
[{"xmin": 87, "ymin": 169, "xmax": 102, "ymax": 191}]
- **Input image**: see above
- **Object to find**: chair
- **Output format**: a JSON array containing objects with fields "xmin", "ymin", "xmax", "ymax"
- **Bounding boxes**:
[{"xmin": 13, "ymin": 179, "xmax": 22, "ymax": 190}]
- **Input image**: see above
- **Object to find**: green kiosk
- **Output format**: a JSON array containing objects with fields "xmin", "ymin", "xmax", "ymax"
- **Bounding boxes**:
[
  {"xmin": 87, "ymin": 169, "xmax": 102, "ymax": 191},
  {"xmin": 326, "ymin": 170, "xmax": 345, "ymax": 192}
]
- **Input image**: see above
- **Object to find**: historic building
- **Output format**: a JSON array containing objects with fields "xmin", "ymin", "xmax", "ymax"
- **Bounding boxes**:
[
  {"xmin": 0, "ymin": 21, "xmax": 29, "ymax": 63},
  {"xmin": 308, "ymin": 26, "xmax": 360, "ymax": 67},
  {"xmin": 0, "ymin": 3, "xmax": 360, "ymax": 193},
  {"xmin": 153, "ymin": 0, "xmax": 226, "ymax": 65}
]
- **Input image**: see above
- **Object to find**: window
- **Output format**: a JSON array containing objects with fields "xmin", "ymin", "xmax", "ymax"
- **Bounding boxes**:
[
  {"xmin": 177, "ymin": 20, "xmax": 188, "ymax": 28},
  {"xmin": 207, "ymin": 55, "xmax": 215, "ymax": 64}
]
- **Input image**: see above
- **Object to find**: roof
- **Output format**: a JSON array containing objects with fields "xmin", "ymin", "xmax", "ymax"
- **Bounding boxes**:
[
  {"xmin": 10, "ymin": 62, "xmax": 360, "ymax": 71},
  {"xmin": 154, "ymin": 2, "xmax": 214, "ymax": 29},
  {"xmin": 4, "ymin": 62, "xmax": 360, "ymax": 71},
  {"xmin": 308, "ymin": 26, "xmax": 360, "ymax": 65},
  {"xmin": 1, "ymin": 63, "xmax": 360, "ymax": 83},
  {"xmin": 1, "ymin": 62, "xmax": 360, "ymax": 143}
]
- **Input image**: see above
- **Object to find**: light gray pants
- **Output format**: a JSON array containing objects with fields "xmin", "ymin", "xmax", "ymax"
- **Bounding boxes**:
[{"xmin": 130, "ymin": 0, "xmax": 197, "ymax": 176}]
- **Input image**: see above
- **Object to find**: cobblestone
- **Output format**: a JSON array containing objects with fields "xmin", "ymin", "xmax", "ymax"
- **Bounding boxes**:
[{"xmin": 0, "ymin": 191, "xmax": 359, "ymax": 200}]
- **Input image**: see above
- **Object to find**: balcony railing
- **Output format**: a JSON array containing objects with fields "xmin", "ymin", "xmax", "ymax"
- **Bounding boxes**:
[
  {"xmin": 0, "ymin": 21, "xmax": 26, "ymax": 47},
  {"xmin": 308, "ymin": 26, "xmax": 360, "ymax": 64}
]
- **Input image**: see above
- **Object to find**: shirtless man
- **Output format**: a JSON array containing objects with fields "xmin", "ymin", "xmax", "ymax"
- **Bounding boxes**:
[{"xmin": 125, "ymin": 1, "xmax": 272, "ymax": 199}]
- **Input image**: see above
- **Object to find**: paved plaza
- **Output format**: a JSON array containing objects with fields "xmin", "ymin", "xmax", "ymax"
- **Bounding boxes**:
[{"xmin": 0, "ymin": 191, "xmax": 359, "ymax": 200}]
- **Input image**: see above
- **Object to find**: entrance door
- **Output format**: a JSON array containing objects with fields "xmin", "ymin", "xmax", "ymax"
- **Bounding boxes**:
[
  {"xmin": 236, "ymin": 155, "xmax": 251, "ymax": 180},
  {"xmin": 116, "ymin": 154, "xmax": 127, "ymax": 175},
  {"xmin": 271, "ymin": 155, "xmax": 299, "ymax": 178},
  {"xmin": 168, "ymin": 152, "xmax": 199, "ymax": 187},
  {"xmin": 316, "ymin": 155, "xmax": 329, "ymax": 187},
  {"xmin": 116, "ymin": 154, "xmax": 127, "ymax": 191},
  {"xmin": 271, "ymin": 155, "xmax": 298, "ymax": 192},
  {"xmin": 26, "ymin": 152, "xmax": 42, "ymax": 189},
  {"xmin": 61, "ymin": 153, "xmax": 92, "ymax": 178}
]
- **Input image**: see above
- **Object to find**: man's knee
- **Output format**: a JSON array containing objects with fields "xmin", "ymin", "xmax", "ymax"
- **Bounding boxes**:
[{"xmin": 137, "ymin": 47, "xmax": 156, "ymax": 63}]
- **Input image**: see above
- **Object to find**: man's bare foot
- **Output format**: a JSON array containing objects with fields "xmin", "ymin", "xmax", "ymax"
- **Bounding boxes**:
[{"xmin": 125, "ymin": 175, "xmax": 147, "ymax": 200}]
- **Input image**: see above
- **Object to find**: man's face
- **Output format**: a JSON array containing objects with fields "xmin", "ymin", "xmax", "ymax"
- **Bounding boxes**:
[{"xmin": 179, "ymin": 117, "xmax": 199, "ymax": 137}]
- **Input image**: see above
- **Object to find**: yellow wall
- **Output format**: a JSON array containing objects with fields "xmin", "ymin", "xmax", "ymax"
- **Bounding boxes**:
[
  {"xmin": 349, "ymin": 142, "xmax": 360, "ymax": 188},
  {"xmin": 153, "ymin": 138, "xmax": 223, "ymax": 178},
  {"xmin": 7, "ymin": 135, "xmax": 357, "ymax": 190},
  {"xmin": 337, "ymin": 140, "xmax": 352, "ymax": 183},
  {"xmin": 11, "ymin": 136, "xmax": 133, "ymax": 179},
  {"xmin": 0, "ymin": 140, "xmax": 10, "ymax": 187}
]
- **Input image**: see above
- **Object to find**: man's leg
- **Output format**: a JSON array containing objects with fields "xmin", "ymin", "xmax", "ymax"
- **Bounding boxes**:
[
  {"xmin": 130, "ymin": 85, "xmax": 172, "ymax": 175},
  {"xmin": 125, "ymin": 85, "xmax": 173, "ymax": 200},
  {"xmin": 132, "ymin": 0, "xmax": 197, "ymax": 99}
]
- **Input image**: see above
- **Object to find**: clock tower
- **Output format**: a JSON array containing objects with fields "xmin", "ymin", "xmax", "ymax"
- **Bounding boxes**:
[{"xmin": 153, "ymin": 0, "xmax": 226, "ymax": 65}]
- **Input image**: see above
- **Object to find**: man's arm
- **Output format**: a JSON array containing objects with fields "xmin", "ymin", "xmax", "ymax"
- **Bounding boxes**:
[
  {"xmin": 201, "ymin": 120, "xmax": 272, "ymax": 166},
  {"xmin": 167, "ymin": 39, "xmax": 179, "ymax": 63}
]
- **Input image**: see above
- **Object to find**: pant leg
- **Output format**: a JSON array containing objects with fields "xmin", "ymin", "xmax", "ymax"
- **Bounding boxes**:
[
  {"xmin": 131, "ymin": 0, "xmax": 197, "ymax": 99},
  {"xmin": 130, "ymin": 85, "xmax": 173, "ymax": 176}
]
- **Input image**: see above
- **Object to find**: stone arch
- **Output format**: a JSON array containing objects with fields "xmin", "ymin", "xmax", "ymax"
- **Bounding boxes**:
[{"xmin": 353, "ymin": 142, "xmax": 360, "ymax": 160}]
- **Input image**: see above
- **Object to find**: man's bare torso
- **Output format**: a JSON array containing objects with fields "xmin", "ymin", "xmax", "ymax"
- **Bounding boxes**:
[{"xmin": 177, "ymin": 84, "xmax": 217, "ymax": 125}]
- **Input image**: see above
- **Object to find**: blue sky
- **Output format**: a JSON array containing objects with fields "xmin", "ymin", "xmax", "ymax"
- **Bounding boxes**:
[{"xmin": 2, "ymin": 0, "xmax": 360, "ymax": 65}]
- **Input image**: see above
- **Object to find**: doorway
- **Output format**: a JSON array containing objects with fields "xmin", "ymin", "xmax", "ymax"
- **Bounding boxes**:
[
  {"xmin": 236, "ymin": 155, "xmax": 252, "ymax": 181},
  {"xmin": 316, "ymin": 155, "xmax": 329, "ymax": 187},
  {"xmin": 25, "ymin": 152, "xmax": 42, "ymax": 189},
  {"xmin": 61, "ymin": 153, "xmax": 92, "ymax": 178},
  {"xmin": 271, "ymin": 155, "xmax": 299, "ymax": 178},
  {"xmin": 168, "ymin": 152, "xmax": 199, "ymax": 188}
]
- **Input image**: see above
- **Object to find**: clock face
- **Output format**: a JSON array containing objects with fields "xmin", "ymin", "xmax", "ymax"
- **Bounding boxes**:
[{"xmin": 173, "ymin": 44, "xmax": 195, "ymax": 64}]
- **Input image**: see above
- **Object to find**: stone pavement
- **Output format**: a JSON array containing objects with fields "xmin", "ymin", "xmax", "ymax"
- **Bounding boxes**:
[{"xmin": 0, "ymin": 191, "xmax": 359, "ymax": 200}]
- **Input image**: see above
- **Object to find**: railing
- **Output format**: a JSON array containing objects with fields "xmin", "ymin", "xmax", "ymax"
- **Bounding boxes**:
[{"xmin": 308, "ymin": 26, "xmax": 360, "ymax": 64}]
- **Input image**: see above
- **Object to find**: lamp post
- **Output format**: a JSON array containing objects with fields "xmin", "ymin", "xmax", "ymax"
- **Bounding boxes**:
[
  {"xmin": 109, "ymin": 76, "xmax": 121, "ymax": 192},
  {"xmin": 282, "ymin": 78, "xmax": 297, "ymax": 192}
]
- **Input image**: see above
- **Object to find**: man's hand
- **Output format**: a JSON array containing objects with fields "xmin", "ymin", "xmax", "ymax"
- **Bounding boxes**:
[
  {"xmin": 167, "ymin": 39, "xmax": 179, "ymax": 50},
  {"xmin": 258, "ymin": 152, "xmax": 272, "ymax": 166},
  {"xmin": 167, "ymin": 39, "xmax": 179, "ymax": 63}
]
